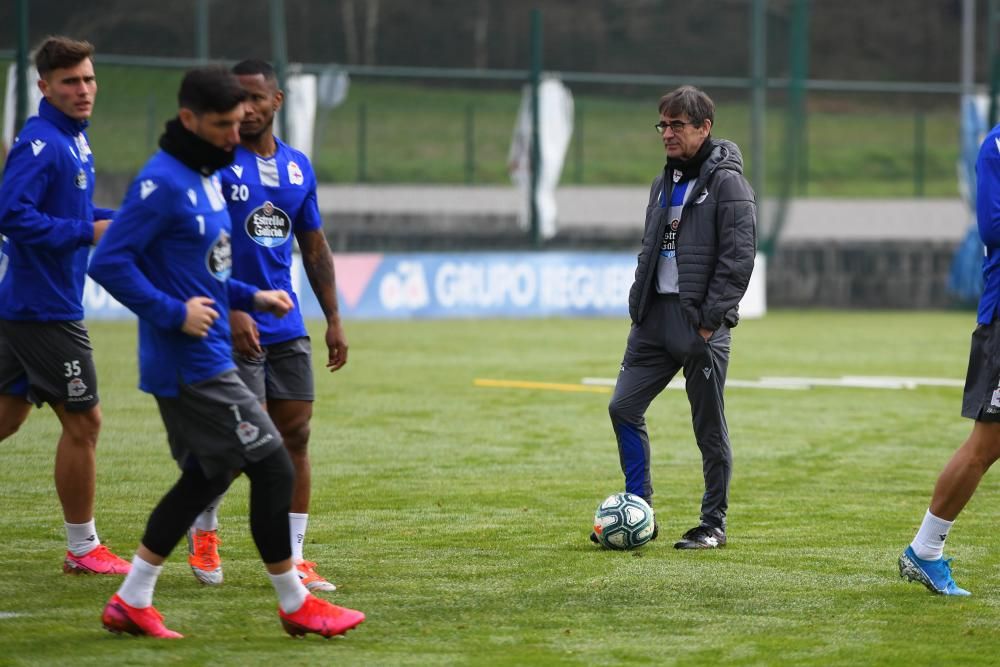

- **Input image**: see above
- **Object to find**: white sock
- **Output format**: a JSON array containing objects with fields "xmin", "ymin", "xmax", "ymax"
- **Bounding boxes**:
[
  {"xmin": 268, "ymin": 567, "xmax": 309, "ymax": 614},
  {"xmin": 193, "ymin": 493, "xmax": 226, "ymax": 532},
  {"xmin": 911, "ymin": 509, "xmax": 954, "ymax": 561},
  {"xmin": 65, "ymin": 519, "xmax": 100, "ymax": 556},
  {"xmin": 117, "ymin": 554, "xmax": 162, "ymax": 609},
  {"xmin": 289, "ymin": 513, "xmax": 308, "ymax": 562}
]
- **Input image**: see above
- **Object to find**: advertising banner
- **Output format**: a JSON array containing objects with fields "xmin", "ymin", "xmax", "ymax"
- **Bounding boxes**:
[{"xmin": 84, "ymin": 252, "xmax": 765, "ymax": 321}]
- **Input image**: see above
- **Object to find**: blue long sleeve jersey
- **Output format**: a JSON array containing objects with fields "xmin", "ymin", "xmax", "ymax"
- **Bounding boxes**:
[
  {"xmin": 0, "ymin": 98, "xmax": 115, "ymax": 321},
  {"xmin": 221, "ymin": 140, "xmax": 322, "ymax": 345},
  {"xmin": 977, "ymin": 124, "xmax": 1000, "ymax": 324},
  {"xmin": 88, "ymin": 150, "xmax": 257, "ymax": 397}
]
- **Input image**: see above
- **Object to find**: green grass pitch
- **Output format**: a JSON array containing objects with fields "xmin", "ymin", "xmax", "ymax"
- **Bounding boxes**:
[{"xmin": 0, "ymin": 310, "xmax": 998, "ymax": 665}]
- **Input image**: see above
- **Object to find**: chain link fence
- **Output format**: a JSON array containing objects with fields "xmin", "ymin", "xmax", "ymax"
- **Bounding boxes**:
[{"xmin": 0, "ymin": 0, "xmax": 980, "ymax": 198}]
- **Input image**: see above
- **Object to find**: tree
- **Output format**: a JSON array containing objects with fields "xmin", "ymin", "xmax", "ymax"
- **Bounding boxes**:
[
  {"xmin": 341, "ymin": 0, "xmax": 381, "ymax": 65},
  {"xmin": 472, "ymin": 0, "xmax": 489, "ymax": 69}
]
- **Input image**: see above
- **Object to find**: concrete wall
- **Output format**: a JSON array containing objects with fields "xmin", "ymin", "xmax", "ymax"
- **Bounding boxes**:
[{"xmin": 766, "ymin": 241, "xmax": 962, "ymax": 309}]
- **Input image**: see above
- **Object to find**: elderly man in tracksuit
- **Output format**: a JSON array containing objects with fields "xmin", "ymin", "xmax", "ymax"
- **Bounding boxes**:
[{"xmin": 602, "ymin": 85, "xmax": 756, "ymax": 550}]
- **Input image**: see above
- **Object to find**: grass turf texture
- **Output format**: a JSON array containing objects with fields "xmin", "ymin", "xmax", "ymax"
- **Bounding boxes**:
[
  {"xmin": 0, "ymin": 64, "xmax": 961, "ymax": 196},
  {"xmin": 0, "ymin": 310, "xmax": 997, "ymax": 665}
]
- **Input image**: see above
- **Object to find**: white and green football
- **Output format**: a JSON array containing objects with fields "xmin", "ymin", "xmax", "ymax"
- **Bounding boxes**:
[{"xmin": 593, "ymin": 492, "xmax": 655, "ymax": 550}]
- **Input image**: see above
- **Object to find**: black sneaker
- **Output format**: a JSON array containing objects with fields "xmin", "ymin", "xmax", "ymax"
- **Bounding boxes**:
[
  {"xmin": 589, "ymin": 531, "xmax": 600, "ymax": 545},
  {"xmin": 673, "ymin": 525, "xmax": 726, "ymax": 549}
]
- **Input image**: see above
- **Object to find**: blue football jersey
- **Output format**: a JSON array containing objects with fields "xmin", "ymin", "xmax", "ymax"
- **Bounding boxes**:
[
  {"xmin": 0, "ymin": 98, "xmax": 114, "ymax": 321},
  {"xmin": 978, "ymin": 124, "xmax": 1000, "ymax": 324},
  {"xmin": 88, "ymin": 150, "xmax": 257, "ymax": 397},
  {"xmin": 221, "ymin": 140, "xmax": 322, "ymax": 345}
]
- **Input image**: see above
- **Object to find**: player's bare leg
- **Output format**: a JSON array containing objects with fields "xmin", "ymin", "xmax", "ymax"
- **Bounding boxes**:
[
  {"xmin": 899, "ymin": 421, "xmax": 1000, "ymax": 596},
  {"xmin": 270, "ymin": 399, "xmax": 312, "ymax": 512},
  {"xmin": 269, "ymin": 398, "xmax": 334, "ymax": 591},
  {"xmin": 929, "ymin": 420, "xmax": 1000, "ymax": 520},
  {"xmin": 0, "ymin": 394, "xmax": 31, "ymax": 441},
  {"xmin": 52, "ymin": 403, "xmax": 129, "ymax": 574},
  {"xmin": 52, "ymin": 403, "xmax": 101, "ymax": 523}
]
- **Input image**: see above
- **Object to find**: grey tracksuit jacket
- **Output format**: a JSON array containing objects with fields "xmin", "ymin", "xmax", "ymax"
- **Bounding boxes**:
[{"xmin": 628, "ymin": 138, "xmax": 757, "ymax": 330}]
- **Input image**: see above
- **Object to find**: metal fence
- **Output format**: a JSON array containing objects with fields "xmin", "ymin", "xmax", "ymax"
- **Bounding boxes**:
[{"xmin": 0, "ymin": 0, "xmax": 987, "ymax": 247}]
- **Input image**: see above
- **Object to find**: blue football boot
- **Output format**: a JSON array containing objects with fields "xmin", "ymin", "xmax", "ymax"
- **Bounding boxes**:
[{"xmin": 898, "ymin": 546, "xmax": 971, "ymax": 596}]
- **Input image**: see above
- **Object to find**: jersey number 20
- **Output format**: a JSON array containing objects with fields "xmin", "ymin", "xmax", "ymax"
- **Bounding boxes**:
[{"xmin": 230, "ymin": 184, "xmax": 249, "ymax": 202}]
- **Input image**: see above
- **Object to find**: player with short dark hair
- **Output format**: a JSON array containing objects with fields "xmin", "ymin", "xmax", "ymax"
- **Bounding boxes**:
[
  {"xmin": 89, "ymin": 65, "xmax": 364, "ymax": 639},
  {"xmin": 185, "ymin": 59, "xmax": 347, "ymax": 593},
  {"xmin": 0, "ymin": 35, "xmax": 129, "ymax": 575},
  {"xmin": 33, "ymin": 35, "xmax": 94, "ymax": 77}
]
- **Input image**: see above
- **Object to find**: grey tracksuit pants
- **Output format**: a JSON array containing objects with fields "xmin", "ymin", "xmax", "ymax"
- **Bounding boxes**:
[{"xmin": 608, "ymin": 293, "xmax": 732, "ymax": 529}]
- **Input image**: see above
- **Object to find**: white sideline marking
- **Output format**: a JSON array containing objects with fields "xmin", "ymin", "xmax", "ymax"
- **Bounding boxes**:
[
  {"xmin": 582, "ymin": 377, "xmax": 804, "ymax": 391},
  {"xmin": 0, "ymin": 612, "xmax": 26, "ymax": 619},
  {"xmin": 580, "ymin": 377, "xmax": 614, "ymax": 386},
  {"xmin": 581, "ymin": 376, "xmax": 964, "ymax": 391}
]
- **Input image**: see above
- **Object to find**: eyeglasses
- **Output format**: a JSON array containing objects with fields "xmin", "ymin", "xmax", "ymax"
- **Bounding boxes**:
[{"xmin": 655, "ymin": 120, "xmax": 699, "ymax": 134}]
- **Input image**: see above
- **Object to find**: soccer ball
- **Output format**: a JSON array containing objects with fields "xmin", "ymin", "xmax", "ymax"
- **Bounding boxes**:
[{"xmin": 593, "ymin": 492, "xmax": 655, "ymax": 550}]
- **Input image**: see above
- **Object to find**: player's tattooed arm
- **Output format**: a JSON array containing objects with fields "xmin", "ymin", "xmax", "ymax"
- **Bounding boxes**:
[{"xmin": 298, "ymin": 228, "xmax": 348, "ymax": 371}]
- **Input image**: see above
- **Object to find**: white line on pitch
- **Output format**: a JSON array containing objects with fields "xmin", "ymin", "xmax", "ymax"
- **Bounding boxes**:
[{"xmin": 581, "ymin": 376, "xmax": 963, "ymax": 391}]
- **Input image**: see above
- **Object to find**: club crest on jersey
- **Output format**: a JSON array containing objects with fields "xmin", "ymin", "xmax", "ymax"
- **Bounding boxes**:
[
  {"xmin": 287, "ymin": 161, "xmax": 304, "ymax": 186},
  {"xmin": 206, "ymin": 229, "xmax": 232, "ymax": 281},
  {"xmin": 75, "ymin": 168, "xmax": 87, "ymax": 189},
  {"xmin": 245, "ymin": 200, "xmax": 292, "ymax": 248}
]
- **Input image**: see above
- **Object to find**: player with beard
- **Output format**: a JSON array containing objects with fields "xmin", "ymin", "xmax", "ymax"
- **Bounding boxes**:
[
  {"xmin": 185, "ymin": 59, "xmax": 346, "ymax": 593},
  {"xmin": 90, "ymin": 65, "xmax": 364, "ymax": 638}
]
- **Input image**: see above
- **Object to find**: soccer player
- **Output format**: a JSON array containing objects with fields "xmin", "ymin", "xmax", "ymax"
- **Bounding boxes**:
[
  {"xmin": 897, "ymin": 119, "xmax": 1000, "ymax": 597},
  {"xmin": 598, "ymin": 86, "xmax": 755, "ymax": 549},
  {"xmin": 89, "ymin": 65, "xmax": 364, "ymax": 638},
  {"xmin": 185, "ymin": 59, "xmax": 347, "ymax": 592},
  {"xmin": 0, "ymin": 35, "xmax": 129, "ymax": 575}
]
